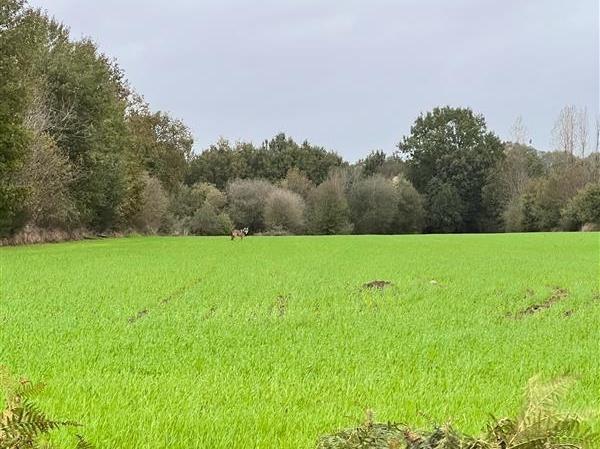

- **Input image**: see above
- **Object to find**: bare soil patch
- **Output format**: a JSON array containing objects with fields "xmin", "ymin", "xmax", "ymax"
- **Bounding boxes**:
[
  {"xmin": 128, "ymin": 308, "xmax": 148, "ymax": 323},
  {"xmin": 514, "ymin": 287, "xmax": 569, "ymax": 318},
  {"xmin": 362, "ymin": 280, "xmax": 393, "ymax": 290}
]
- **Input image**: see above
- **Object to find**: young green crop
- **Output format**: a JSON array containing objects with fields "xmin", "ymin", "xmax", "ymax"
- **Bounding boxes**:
[{"xmin": 1, "ymin": 233, "xmax": 599, "ymax": 448}]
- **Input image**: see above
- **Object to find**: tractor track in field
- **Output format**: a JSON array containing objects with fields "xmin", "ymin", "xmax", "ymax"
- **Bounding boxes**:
[
  {"xmin": 510, "ymin": 287, "xmax": 569, "ymax": 319},
  {"xmin": 127, "ymin": 276, "xmax": 202, "ymax": 324}
]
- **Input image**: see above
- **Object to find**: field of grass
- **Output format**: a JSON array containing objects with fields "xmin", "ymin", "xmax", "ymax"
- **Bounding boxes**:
[{"xmin": 1, "ymin": 233, "xmax": 599, "ymax": 448}]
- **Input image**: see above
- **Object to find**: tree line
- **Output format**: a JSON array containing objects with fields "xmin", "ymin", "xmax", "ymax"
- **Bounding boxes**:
[{"xmin": 1, "ymin": 1, "xmax": 599, "ymax": 243}]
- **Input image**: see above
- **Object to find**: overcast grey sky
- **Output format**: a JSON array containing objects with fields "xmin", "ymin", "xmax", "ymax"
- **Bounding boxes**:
[{"xmin": 32, "ymin": 0, "xmax": 598, "ymax": 160}]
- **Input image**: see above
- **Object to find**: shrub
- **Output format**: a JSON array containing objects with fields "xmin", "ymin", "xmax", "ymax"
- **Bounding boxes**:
[
  {"xmin": 280, "ymin": 168, "xmax": 315, "ymax": 200},
  {"xmin": 348, "ymin": 175, "xmax": 398, "ymax": 234},
  {"xmin": 560, "ymin": 183, "xmax": 600, "ymax": 231},
  {"xmin": 264, "ymin": 188, "xmax": 306, "ymax": 234},
  {"xmin": 189, "ymin": 203, "xmax": 232, "ymax": 236},
  {"xmin": 133, "ymin": 174, "xmax": 168, "ymax": 233},
  {"xmin": 502, "ymin": 196, "xmax": 525, "ymax": 232},
  {"xmin": 307, "ymin": 175, "xmax": 352, "ymax": 235},
  {"xmin": 425, "ymin": 178, "xmax": 464, "ymax": 233},
  {"xmin": 393, "ymin": 176, "xmax": 425, "ymax": 233},
  {"xmin": 170, "ymin": 182, "xmax": 224, "ymax": 219},
  {"xmin": 226, "ymin": 179, "xmax": 275, "ymax": 231},
  {"xmin": 18, "ymin": 133, "xmax": 77, "ymax": 229}
]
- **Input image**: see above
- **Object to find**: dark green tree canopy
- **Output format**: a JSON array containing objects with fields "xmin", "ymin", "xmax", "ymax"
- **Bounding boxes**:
[{"xmin": 399, "ymin": 106, "xmax": 504, "ymax": 232}]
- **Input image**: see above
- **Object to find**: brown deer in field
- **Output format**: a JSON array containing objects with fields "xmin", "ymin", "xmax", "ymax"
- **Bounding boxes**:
[{"xmin": 231, "ymin": 227, "xmax": 249, "ymax": 240}]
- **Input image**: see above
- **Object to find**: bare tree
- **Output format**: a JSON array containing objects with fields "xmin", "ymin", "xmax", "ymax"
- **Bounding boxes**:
[
  {"xmin": 576, "ymin": 107, "xmax": 588, "ymax": 157},
  {"xmin": 595, "ymin": 115, "xmax": 600, "ymax": 155},
  {"xmin": 510, "ymin": 115, "xmax": 529, "ymax": 145},
  {"xmin": 552, "ymin": 105, "xmax": 577, "ymax": 156}
]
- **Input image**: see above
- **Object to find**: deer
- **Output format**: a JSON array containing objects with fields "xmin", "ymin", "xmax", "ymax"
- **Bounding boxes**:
[{"xmin": 231, "ymin": 227, "xmax": 249, "ymax": 240}]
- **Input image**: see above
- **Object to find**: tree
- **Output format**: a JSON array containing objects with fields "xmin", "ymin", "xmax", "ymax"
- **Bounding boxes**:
[
  {"xmin": 425, "ymin": 178, "xmax": 465, "ymax": 233},
  {"xmin": 577, "ymin": 107, "xmax": 589, "ymax": 157},
  {"xmin": 348, "ymin": 175, "xmax": 398, "ymax": 234},
  {"xmin": 187, "ymin": 138, "xmax": 246, "ymax": 189},
  {"xmin": 133, "ymin": 174, "xmax": 168, "ymax": 233},
  {"xmin": 360, "ymin": 150, "xmax": 387, "ymax": 177},
  {"xmin": 560, "ymin": 183, "xmax": 600, "ymax": 230},
  {"xmin": 392, "ymin": 176, "xmax": 425, "ymax": 233},
  {"xmin": 398, "ymin": 106, "xmax": 504, "ymax": 232},
  {"xmin": 42, "ymin": 32, "xmax": 132, "ymax": 230},
  {"xmin": 552, "ymin": 105, "xmax": 577, "ymax": 156},
  {"xmin": 279, "ymin": 167, "xmax": 315, "ymax": 200},
  {"xmin": 127, "ymin": 97, "xmax": 193, "ymax": 193},
  {"xmin": 190, "ymin": 203, "xmax": 232, "ymax": 235},
  {"xmin": 0, "ymin": 0, "xmax": 32, "ymax": 236},
  {"xmin": 226, "ymin": 179, "xmax": 274, "ymax": 231},
  {"xmin": 307, "ymin": 173, "xmax": 352, "ymax": 235},
  {"xmin": 510, "ymin": 115, "xmax": 529, "ymax": 145},
  {"xmin": 264, "ymin": 188, "xmax": 306, "ymax": 234},
  {"xmin": 481, "ymin": 143, "xmax": 544, "ymax": 231}
]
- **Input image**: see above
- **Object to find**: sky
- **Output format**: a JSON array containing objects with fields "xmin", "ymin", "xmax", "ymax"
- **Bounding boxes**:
[{"xmin": 31, "ymin": 0, "xmax": 599, "ymax": 161}]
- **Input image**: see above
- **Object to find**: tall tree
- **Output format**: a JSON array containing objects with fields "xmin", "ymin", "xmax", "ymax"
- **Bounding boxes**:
[
  {"xmin": 398, "ymin": 106, "xmax": 504, "ymax": 232},
  {"xmin": 552, "ymin": 105, "xmax": 577, "ymax": 156},
  {"xmin": 359, "ymin": 150, "xmax": 386, "ymax": 177},
  {"xmin": 0, "ymin": 0, "xmax": 31, "ymax": 236},
  {"xmin": 127, "ymin": 97, "xmax": 193, "ymax": 193},
  {"xmin": 510, "ymin": 115, "xmax": 529, "ymax": 145}
]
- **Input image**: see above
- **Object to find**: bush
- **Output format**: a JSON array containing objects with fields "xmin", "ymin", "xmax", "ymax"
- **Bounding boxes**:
[
  {"xmin": 502, "ymin": 196, "xmax": 525, "ymax": 232},
  {"xmin": 560, "ymin": 183, "xmax": 600, "ymax": 231},
  {"xmin": 425, "ymin": 178, "xmax": 464, "ymax": 233},
  {"xmin": 393, "ymin": 176, "xmax": 425, "ymax": 233},
  {"xmin": 18, "ymin": 133, "xmax": 77, "ymax": 229},
  {"xmin": 280, "ymin": 168, "xmax": 315, "ymax": 200},
  {"xmin": 226, "ymin": 179, "xmax": 274, "ymax": 231},
  {"xmin": 348, "ymin": 175, "xmax": 398, "ymax": 234},
  {"xmin": 133, "ymin": 174, "xmax": 168, "ymax": 233},
  {"xmin": 317, "ymin": 377, "xmax": 598, "ymax": 449},
  {"xmin": 189, "ymin": 203, "xmax": 232, "ymax": 236},
  {"xmin": 170, "ymin": 182, "xmax": 224, "ymax": 219},
  {"xmin": 264, "ymin": 188, "xmax": 306, "ymax": 234},
  {"xmin": 307, "ymin": 175, "xmax": 352, "ymax": 235}
]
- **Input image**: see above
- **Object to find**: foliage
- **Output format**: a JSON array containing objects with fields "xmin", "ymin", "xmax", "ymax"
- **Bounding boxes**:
[
  {"xmin": 360, "ymin": 150, "xmax": 387, "ymax": 178},
  {"xmin": 132, "ymin": 174, "xmax": 169, "ymax": 233},
  {"xmin": 127, "ymin": 96, "xmax": 193, "ymax": 193},
  {"xmin": 1, "ymin": 2, "xmax": 598, "ymax": 242},
  {"xmin": 187, "ymin": 134, "xmax": 343, "ymax": 189},
  {"xmin": 264, "ymin": 188, "xmax": 306, "ymax": 234},
  {"xmin": 424, "ymin": 178, "xmax": 465, "ymax": 233},
  {"xmin": 506, "ymin": 161, "xmax": 595, "ymax": 232},
  {"xmin": 226, "ymin": 178, "xmax": 275, "ymax": 231},
  {"xmin": 280, "ymin": 168, "xmax": 316, "ymax": 200},
  {"xmin": 560, "ymin": 183, "xmax": 600, "ymax": 230},
  {"xmin": 481, "ymin": 143, "xmax": 545, "ymax": 231},
  {"xmin": 0, "ymin": 0, "xmax": 32, "ymax": 237},
  {"xmin": 189, "ymin": 203, "xmax": 232, "ymax": 236},
  {"xmin": 348, "ymin": 175, "xmax": 398, "ymax": 234},
  {"xmin": 399, "ymin": 107, "xmax": 504, "ymax": 232},
  {"xmin": 317, "ymin": 377, "xmax": 598, "ymax": 449},
  {"xmin": 392, "ymin": 176, "xmax": 425, "ymax": 233},
  {"xmin": 307, "ymin": 173, "xmax": 353, "ymax": 234}
]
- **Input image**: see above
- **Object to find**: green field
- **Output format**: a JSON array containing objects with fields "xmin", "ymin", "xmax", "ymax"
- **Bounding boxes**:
[{"xmin": 1, "ymin": 233, "xmax": 599, "ymax": 448}]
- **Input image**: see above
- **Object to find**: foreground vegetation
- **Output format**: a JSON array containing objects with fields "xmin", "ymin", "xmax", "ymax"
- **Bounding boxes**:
[{"xmin": 1, "ymin": 233, "xmax": 598, "ymax": 448}]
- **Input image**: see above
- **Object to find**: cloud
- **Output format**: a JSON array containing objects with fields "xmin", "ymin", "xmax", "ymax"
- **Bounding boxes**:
[{"xmin": 32, "ymin": 0, "xmax": 599, "ymax": 159}]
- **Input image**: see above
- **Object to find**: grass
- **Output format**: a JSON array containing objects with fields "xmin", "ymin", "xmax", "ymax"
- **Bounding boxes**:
[{"xmin": 1, "ymin": 233, "xmax": 599, "ymax": 448}]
